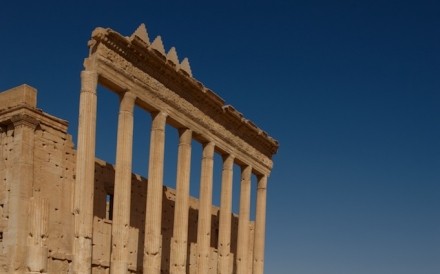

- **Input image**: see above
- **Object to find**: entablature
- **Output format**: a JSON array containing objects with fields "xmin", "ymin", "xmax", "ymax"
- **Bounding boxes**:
[{"xmin": 86, "ymin": 25, "xmax": 279, "ymax": 175}]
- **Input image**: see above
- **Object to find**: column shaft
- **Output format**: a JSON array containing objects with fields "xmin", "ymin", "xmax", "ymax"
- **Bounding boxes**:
[
  {"xmin": 73, "ymin": 70, "xmax": 98, "ymax": 274},
  {"xmin": 110, "ymin": 92, "xmax": 136, "ymax": 274},
  {"xmin": 236, "ymin": 165, "xmax": 252, "ymax": 274},
  {"xmin": 143, "ymin": 112, "xmax": 167, "ymax": 274},
  {"xmin": 7, "ymin": 116, "xmax": 38, "ymax": 272},
  {"xmin": 217, "ymin": 155, "xmax": 234, "ymax": 274},
  {"xmin": 170, "ymin": 129, "xmax": 192, "ymax": 274},
  {"xmin": 196, "ymin": 142, "xmax": 215, "ymax": 274},
  {"xmin": 252, "ymin": 175, "xmax": 268, "ymax": 274}
]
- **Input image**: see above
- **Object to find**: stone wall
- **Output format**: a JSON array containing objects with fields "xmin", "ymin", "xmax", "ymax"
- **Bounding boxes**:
[
  {"xmin": 90, "ymin": 160, "xmax": 245, "ymax": 274},
  {"xmin": 34, "ymin": 119, "xmax": 76, "ymax": 272}
]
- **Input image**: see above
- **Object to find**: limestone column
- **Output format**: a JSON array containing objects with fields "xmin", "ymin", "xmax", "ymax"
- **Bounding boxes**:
[
  {"xmin": 110, "ymin": 91, "xmax": 136, "ymax": 274},
  {"xmin": 196, "ymin": 141, "xmax": 215, "ymax": 274},
  {"xmin": 252, "ymin": 175, "xmax": 268, "ymax": 274},
  {"xmin": 73, "ymin": 70, "xmax": 98, "ymax": 274},
  {"xmin": 143, "ymin": 111, "xmax": 167, "ymax": 274},
  {"xmin": 6, "ymin": 115, "xmax": 38, "ymax": 272},
  {"xmin": 236, "ymin": 165, "xmax": 252, "ymax": 274},
  {"xmin": 217, "ymin": 154, "xmax": 234, "ymax": 274},
  {"xmin": 26, "ymin": 197, "xmax": 50, "ymax": 274},
  {"xmin": 170, "ymin": 128, "xmax": 192, "ymax": 274}
]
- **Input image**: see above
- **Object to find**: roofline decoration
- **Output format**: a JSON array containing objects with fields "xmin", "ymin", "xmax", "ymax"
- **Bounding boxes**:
[{"xmin": 87, "ymin": 24, "xmax": 279, "ymax": 173}]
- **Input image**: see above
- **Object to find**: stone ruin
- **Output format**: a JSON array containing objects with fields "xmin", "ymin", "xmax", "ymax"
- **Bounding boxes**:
[{"xmin": 0, "ymin": 24, "xmax": 278, "ymax": 274}]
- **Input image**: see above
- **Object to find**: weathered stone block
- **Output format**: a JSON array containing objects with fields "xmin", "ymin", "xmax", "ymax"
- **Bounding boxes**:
[{"xmin": 0, "ymin": 85, "xmax": 37, "ymax": 111}]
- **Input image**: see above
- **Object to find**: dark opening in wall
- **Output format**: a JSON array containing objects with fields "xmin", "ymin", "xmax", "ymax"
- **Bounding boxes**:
[
  {"xmin": 105, "ymin": 194, "xmax": 114, "ymax": 220},
  {"xmin": 0, "ymin": 203, "xmax": 3, "ymax": 242}
]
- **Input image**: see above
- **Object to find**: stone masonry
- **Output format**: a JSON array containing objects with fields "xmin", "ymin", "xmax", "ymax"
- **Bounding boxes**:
[{"xmin": 0, "ymin": 24, "xmax": 278, "ymax": 274}]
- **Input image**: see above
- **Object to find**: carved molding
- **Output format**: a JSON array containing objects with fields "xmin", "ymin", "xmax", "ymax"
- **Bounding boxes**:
[
  {"xmin": 0, "ymin": 106, "xmax": 68, "ymax": 133},
  {"xmin": 87, "ymin": 26, "xmax": 279, "ymax": 174},
  {"xmin": 11, "ymin": 113, "xmax": 39, "ymax": 129}
]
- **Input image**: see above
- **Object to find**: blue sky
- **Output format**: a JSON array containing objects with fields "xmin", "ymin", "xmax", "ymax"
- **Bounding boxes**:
[{"xmin": 1, "ymin": 1, "xmax": 439, "ymax": 273}]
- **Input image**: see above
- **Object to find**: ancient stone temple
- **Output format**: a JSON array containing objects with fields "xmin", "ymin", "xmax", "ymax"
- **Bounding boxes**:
[{"xmin": 0, "ymin": 24, "xmax": 278, "ymax": 274}]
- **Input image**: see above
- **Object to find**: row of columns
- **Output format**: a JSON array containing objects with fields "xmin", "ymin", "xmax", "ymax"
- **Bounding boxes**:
[{"xmin": 73, "ymin": 70, "xmax": 269, "ymax": 274}]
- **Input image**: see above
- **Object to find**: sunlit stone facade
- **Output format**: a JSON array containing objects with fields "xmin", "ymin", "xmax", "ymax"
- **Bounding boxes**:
[{"xmin": 0, "ymin": 24, "xmax": 278, "ymax": 274}]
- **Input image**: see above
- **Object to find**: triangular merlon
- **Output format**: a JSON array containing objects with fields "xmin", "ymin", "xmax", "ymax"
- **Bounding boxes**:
[
  {"xmin": 180, "ymin": 58, "xmax": 192, "ymax": 77},
  {"xmin": 150, "ymin": 36, "xmax": 166, "ymax": 56},
  {"xmin": 130, "ymin": 23, "xmax": 150, "ymax": 45},
  {"xmin": 166, "ymin": 47, "xmax": 179, "ymax": 68}
]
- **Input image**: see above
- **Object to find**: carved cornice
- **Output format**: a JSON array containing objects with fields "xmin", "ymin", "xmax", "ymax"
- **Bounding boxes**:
[{"xmin": 88, "ymin": 25, "xmax": 279, "ymax": 173}]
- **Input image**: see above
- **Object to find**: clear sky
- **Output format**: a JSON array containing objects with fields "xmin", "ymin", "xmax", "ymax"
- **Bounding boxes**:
[{"xmin": 1, "ymin": 1, "xmax": 439, "ymax": 273}]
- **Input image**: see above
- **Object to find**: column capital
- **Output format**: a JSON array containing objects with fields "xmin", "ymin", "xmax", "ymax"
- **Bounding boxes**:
[
  {"xmin": 119, "ymin": 91, "xmax": 136, "ymax": 112},
  {"xmin": 257, "ymin": 174, "xmax": 268, "ymax": 189},
  {"xmin": 241, "ymin": 164, "xmax": 253, "ymax": 177},
  {"xmin": 177, "ymin": 127, "xmax": 192, "ymax": 136},
  {"xmin": 80, "ymin": 70, "xmax": 98, "ymax": 94},
  {"xmin": 150, "ymin": 111, "xmax": 168, "ymax": 129},
  {"xmin": 151, "ymin": 110, "xmax": 168, "ymax": 117},
  {"xmin": 202, "ymin": 141, "xmax": 215, "ymax": 158},
  {"xmin": 177, "ymin": 128, "xmax": 192, "ymax": 146},
  {"xmin": 221, "ymin": 153, "xmax": 235, "ymax": 163},
  {"xmin": 122, "ymin": 90, "xmax": 137, "ymax": 99},
  {"xmin": 10, "ymin": 113, "xmax": 39, "ymax": 130}
]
